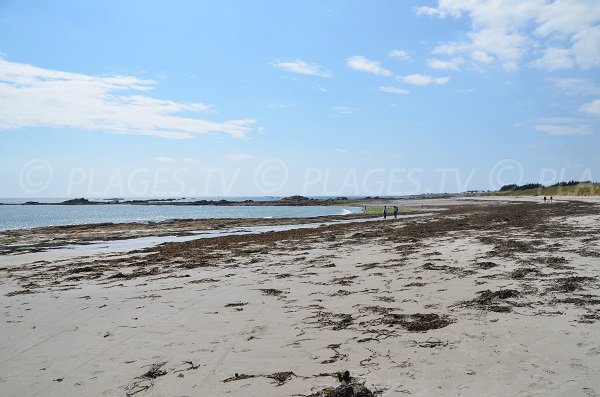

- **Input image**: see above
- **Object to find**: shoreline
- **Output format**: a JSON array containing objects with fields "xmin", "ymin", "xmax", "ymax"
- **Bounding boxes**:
[
  {"xmin": 0, "ymin": 206, "xmax": 436, "ymax": 254},
  {"xmin": 0, "ymin": 212, "xmax": 380, "ymax": 255},
  {"xmin": 1, "ymin": 213, "xmax": 433, "ymax": 268},
  {"xmin": 2, "ymin": 195, "xmax": 596, "ymax": 255}
]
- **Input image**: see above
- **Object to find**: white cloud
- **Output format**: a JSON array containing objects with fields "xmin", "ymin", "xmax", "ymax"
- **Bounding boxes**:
[
  {"xmin": 415, "ymin": 6, "xmax": 460, "ymax": 18},
  {"xmin": 471, "ymin": 50, "xmax": 493, "ymax": 64},
  {"xmin": 335, "ymin": 148, "xmax": 348, "ymax": 154},
  {"xmin": 272, "ymin": 59, "xmax": 330, "ymax": 77},
  {"xmin": 535, "ymin": 118, "xmax": 591, "ymax": 135},
  {"xmin": 572, "ymin": 26, "xmax": 600, "ymax": 69},
  {"xmin": 454, "ymin": 88, "xmax": 475, "ymax": 94},
  {"xmin": 580, "ymin": 99, "xmax": 600, "ymax": 115},
  {"xmin": 418, "ymin": 0, "xmax": 600, "ymax": 70},
  {"xmin": 153, "ymin": 156, "xmax": 175, "ymax": 163},
  {"xmin": 0, "ymin": 58, "xmax": 256, "ymax": 139},
  {"xmin": 346, "ymin": 56, "xmax": 392, "ymax": 76},
  {"xmin": 226, "ymin": 153, "xmax": 253, "ymax": 161},
  {"xmin": 398, "ymin": 74, "xmax": 450, "ymax": 86},
  {"xmin": 531, "ymin": 47, "xmax": 573, "ymax": 70},
  {"xmin": 379, "ymin": 86, "xmax": 411, "ymax": 95},
  {"xmin": 334, "ymin": 106, "xmax": 354, "ymax": 115},
  {"xmin": 427, "ymin": 57, "xmax": 463, "ymax": 70},
  {"xmin": 388, "ymin": 49, "xmax": 411, "ymax": 61}
]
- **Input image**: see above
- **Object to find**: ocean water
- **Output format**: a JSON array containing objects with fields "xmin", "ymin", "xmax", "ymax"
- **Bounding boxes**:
[
  {"xmin": 0, "ymin": 197, "xmax": 282, "ymax": 204},
  {"xmin": 0, "ymin": 204, "xmax": 362, "ymax": 230}
]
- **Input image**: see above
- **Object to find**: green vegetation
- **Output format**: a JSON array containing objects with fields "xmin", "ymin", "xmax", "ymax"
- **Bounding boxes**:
[
  {"xmin": 491, "ymin": 181, "xmax": 600, "ymax": 196},
  {"xmin": 499, "ymin": 183, "xmax": 543, "ymax": 192}
]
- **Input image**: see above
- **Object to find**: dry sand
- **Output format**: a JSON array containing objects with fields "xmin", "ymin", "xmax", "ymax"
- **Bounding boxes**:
[{"xmin": 1, "ymin": 199, "xmax": 600, "ymax": 396}]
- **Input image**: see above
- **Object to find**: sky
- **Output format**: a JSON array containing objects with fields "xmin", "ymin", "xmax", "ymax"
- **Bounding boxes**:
[{"xmin": 1, "ymin": 0, "xmax": 599, "ymax": 198}]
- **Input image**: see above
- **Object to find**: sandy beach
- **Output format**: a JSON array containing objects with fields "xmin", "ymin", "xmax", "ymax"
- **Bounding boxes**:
[{"xmin": 1, "ymin": 197, "xmax": 600, "ymax": 396}]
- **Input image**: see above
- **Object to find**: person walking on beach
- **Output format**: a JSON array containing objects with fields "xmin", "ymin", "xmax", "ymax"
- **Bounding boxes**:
[
  {"xmin": 383, "ymin": 206, "xmax": 387, "ymax": 219},
  {"xmin": 550, "ymin": 196, "xmax": 553, "ymax": 202},
  {"xmin": 543, "ymin": 196, "xmax": 547, "ymax": 203},
  {"xmin": 393, "ymin": 206, "xmax": 398, "ymax": 219}
]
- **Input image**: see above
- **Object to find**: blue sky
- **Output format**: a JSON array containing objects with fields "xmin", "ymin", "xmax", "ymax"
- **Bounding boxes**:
[{"xmin": 1, "ymin": 0, "xmax": 599, "ymax": 197}]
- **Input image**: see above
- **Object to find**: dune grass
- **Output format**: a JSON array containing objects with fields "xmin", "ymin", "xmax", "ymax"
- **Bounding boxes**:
[{"xmin": 489, "ymin": 183, "xmax": 600, "ymax": 197}]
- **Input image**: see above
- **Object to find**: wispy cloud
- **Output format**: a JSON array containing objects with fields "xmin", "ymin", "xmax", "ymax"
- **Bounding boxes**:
[
  {"xmin": 334, "ymin": 106, "xmax": 354, "ymax": 115},
  {"xmin": 417, "ymin": 0, "xmax": 600, "ymax": 70},
  {"xmin": 153, "ymin": 156, "xmax": 176, "ymax": 163},
  {"xmin": 335, "ymin": 148, "xmax": 348, "ymax": 154},
  {"xmin": 471, "ymin": 50, "xmax": 493, "ymax": 64},
  {"xmin": 549, "ymin": 78, "xmax": 600, "ymax": 97},
  {"xmin": 415, "ymin": 6, "xmax": 459, "ymax": 18},
  {"xmin": 427, "ymin": 57, "xmax": 463, "ymax": 70},
  {"xmin": 379, "ymin": 86, "xmax": 411, "ymax": 95},
  {"xmin": 0, "ymin": 58, "xmax": 256, "ymax": 139},
  {"xmin": 531, "ymin": 47, "xmax": 573, "ymax": 71},
  {"xmin": 226, "ymin": 153, "xmax": 253, "ymax": 161},
  {"xmin": 272, "ymin": 59, "xmax": 330, "ymax": 77},
  {"xmin": 388, "ymin": 49, "xmax": 411, "ymax": 61},
  {"xmin": 580, "ymin": 99, "xmax": 600, "ymax": 116},
  {"xmin": 346, "ymin": 56, "xmax": 392, "ymax": 76},
  {"xmin": 535, "ymin": 118, "xmax": 591, "ymax": 136},
  {"xmin": 398, "ymin": 74, "xmax": 450, "ymax": 86}
]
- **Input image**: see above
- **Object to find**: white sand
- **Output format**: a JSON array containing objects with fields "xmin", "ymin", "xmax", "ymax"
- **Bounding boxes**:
[{"xmin": 1, "ymin": 201, "xmax": 599, "ymax": 396}]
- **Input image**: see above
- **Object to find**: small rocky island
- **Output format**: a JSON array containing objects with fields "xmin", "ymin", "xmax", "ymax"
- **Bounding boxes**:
[{"xmin": 15, "ymin": 196, "xmax": 354, "ymax": 207}]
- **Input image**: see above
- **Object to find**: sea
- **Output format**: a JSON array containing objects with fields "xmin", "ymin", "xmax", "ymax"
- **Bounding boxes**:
[{"xmin": 0, "ymin": 197, "xmax": 363, "ymax": 230}]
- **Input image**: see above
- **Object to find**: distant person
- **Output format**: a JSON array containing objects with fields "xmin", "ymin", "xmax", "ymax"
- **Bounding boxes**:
[
  {"xmin": 550, "ymin": 196, "xmax": 553, "ymax": 202},
  {"xmin": 393, "ymin": 206, "xmax": 398, "ymax": 218},
  {"xmin": 383, "ymin": 206, "xmax": 387, "ymax": 219},
  {"xmin": 543, "ymin": 196, "xmax": 547, "ymax": 203}
]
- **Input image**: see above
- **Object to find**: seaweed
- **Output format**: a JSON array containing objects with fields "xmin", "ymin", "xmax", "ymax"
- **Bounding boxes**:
[
  {"xmin": 260, "ymin": 288, "xmax": 285, "ymax": 296},
  {"xmin": 477, "ymin": 261, "xmax": 498, "ymax": 269},
  {"xmin": 223, "ymin": 371, "xmax": 295, "ymax": 386},
  {"xmin": 266, "ymin": 371, "xmax": 295, "ymax": 385},
  {"xmin": 333, "ymin": 314, "xmax": 353, "ymax": 330},
  {"xmin": 510, "ymin": 267, "xmax": 540, "ymax": 279},
  {"xmin": 382, "ymin": 313, "xmax": 453, "ymax": 332},
  {"xmin": 548, "ymin": 276, "xmax": 596, "ymax": 293},
  {"xmin": 125, "ymin": 362, "xmax": 167, "ymax": 397},
  {"xmin": 461, "ymin": 289, "xmax": 520, "ymax": 312},
  {"xmin": 225, "ymin": 302, "xmax": 248, "ymax": 307}
]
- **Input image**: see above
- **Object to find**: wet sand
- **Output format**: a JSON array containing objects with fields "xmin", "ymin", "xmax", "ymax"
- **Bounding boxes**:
[
  {"xmin": 0, "ymin": 212, "xmax": 380, "ymax": 255},
  {"xmin": 1, "ymin": 198, "xmax": 600, "ymax": 396}
]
